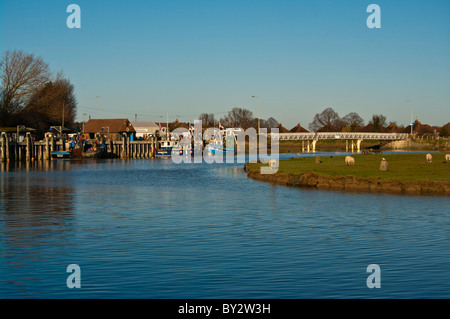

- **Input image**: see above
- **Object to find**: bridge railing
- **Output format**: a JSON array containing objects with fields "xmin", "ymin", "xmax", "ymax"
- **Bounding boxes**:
[{"xmin": 275, "ymin": 132, "xmax": 409, "ymax": 140}]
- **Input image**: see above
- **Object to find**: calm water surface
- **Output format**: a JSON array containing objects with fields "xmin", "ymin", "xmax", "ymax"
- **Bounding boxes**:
[{"xmin": 0, "ymin": 152, "xmax": 449, "ymax": 298}]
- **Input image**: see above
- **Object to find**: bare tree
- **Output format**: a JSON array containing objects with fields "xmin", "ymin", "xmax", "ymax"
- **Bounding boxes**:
[
  {"xmin": 263, "ymin": 117, "xmax": 279, "ymax": 132},
  {"xmin": 369, "ymin": 114, "xmax": 387, "ymax": 132},
  {"xmin": 198, "ymin": 113, "xmax": 216, "ymax": 128},
  {"xmin": 343, "ymin": 112, "xmax": 365, "ymax": 131},
  {"xmin": 0, "ymin": 50, "xmax": 51, "ymax": 126},
  {"xmin": 218, "ymin": 107, "xmax": 254, "ymax": 129},
  {"xmin": 233, "ymin": 107, "xmax": 254, "ymax": 129},
  {"xmin": 308, "ymin": 107, "xmax": 342, "ymax": 132}
]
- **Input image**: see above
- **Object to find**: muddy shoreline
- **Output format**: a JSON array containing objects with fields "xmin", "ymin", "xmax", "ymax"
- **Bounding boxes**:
[{"xmin": 245, "ymin": 166, "xmax": 450, "ymax": 196}]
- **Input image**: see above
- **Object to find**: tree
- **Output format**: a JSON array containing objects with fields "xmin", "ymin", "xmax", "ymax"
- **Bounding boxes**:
[
  {"xmin": 440, "ymin": 126, "xmax": 449, "ymax": 137},
  {"xmin": 369, "ymin": 114, "xmax": 387, "ymax": 132},
  {"xmin": 198, "ymin": 113, "xmax": 216, "ymax": 128},
  {"xmin": 23, "ymin": 72, "xmax": 77, "ymax": 131},
  {"xmin": 0, "ymin": 50, "xmax": 51, "ymax": 126},
  {"xmin": 219, "ymin": 107, "xmax": 254, "ymax": 129},
  {"xmin": 264, "ymin": 117, "xmax": 279, "ymax": 131},
  {"xmin": 308, "ymin": 107, "xmax": 342, "ymax": 132},
  {"xmin": 342, "ymin": 112, "xmax": 364, "ymax": 131}
]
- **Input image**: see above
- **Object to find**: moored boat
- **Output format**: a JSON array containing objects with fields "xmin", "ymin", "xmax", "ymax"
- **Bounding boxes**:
[{"xmin": 51, "ymin": 151, "xmax": 73, "ymax": 159}]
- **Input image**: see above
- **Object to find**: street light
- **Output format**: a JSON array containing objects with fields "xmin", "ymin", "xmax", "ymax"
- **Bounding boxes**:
[
  {"xmin": 82, "ymin": 113, "xmax": 87, "ymax": 134},
  {"xmin": 252, "ymin": 96, "xmax": 260, "ymax": 134},
  {"xmin": 405, "ymin": 100, "xmax": 413, "ymax": 135},
  {"xmin": 94, "ymin": 96, "xmax": 101, "ymax": 119}
]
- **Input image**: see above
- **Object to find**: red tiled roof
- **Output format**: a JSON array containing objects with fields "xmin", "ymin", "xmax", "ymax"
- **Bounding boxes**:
[
  {"xmin": 290, "ymin": 123, "xmax": 309, "ymax": 133},
  {"xmin": 83, "ymin": 119, "xmax": 135, "ymax": 133}
]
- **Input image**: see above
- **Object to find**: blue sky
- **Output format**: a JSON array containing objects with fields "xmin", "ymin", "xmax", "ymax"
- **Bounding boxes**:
[{"xmin": 1, "ymin": 0, "xmax": 449, "ymax": 128}]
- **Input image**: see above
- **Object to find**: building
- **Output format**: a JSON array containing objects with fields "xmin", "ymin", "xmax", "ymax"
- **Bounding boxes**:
[
  {"xmin": 131, "ymin": 121, "xmax": 160, "ymax": 139},
  {"xmin": 82, "ymin": 119, "xmax": 135, "ymax": 140}
]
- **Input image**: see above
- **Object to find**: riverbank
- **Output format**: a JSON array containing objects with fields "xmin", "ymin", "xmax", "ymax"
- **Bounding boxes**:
[
  {"xmin": 277, "ymin": 139, "xmax": 450, "ymax": 153},
  {"xmin": 245, "ymin": 152, "xmax": 450, "ymax": 196}
]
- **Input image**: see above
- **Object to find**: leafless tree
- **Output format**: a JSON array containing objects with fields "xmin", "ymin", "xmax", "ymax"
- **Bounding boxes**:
[
  {"xmin": 260, "ymin": 117, "xmax": 279, "ymax": 132},
  {"xmin": 343, "ymin": 112, "xmax": 365, "ymax": 131},
  {"xmin": 369, "ymin": 114, "xmax": 387, "ymax": 132},
  {"xmin": 0, "ymin": 50, "xmax": 51, "ymax": 126},
  {"xmin": 308, "ymin": 107, "xmax": 342, "ymax": 132},
  {"xmin": 198, "ymin": 113, "xmax": 216, "ymax": 128},
  {"xmin": 218, "ymin": 107, "xmax": 255, "ymax": 129}
]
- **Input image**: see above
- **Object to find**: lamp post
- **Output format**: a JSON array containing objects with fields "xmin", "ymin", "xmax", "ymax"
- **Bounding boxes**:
[
  {"xmin": 94, "ymin": 96, "xmax": 101, "ymax": 119},
  {"xmin": 252, "ymin": 96, "xmax": 260, "ymax": 134},
  {"xmin": 82, "ymin": 113, "xmax": 87, "ymax": 135},
  {"xmin": 405, "ymin": 100, "xmax": 413, "ymax": 135},
  {"xmin": 62, "ymin": 101, "xmax": 65, "ymax": 128}
]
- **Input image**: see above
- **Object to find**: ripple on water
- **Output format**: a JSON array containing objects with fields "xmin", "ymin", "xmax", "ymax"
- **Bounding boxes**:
[{"xmin": 0, "ymin": 158, "xmax": 449, "ymax": 298}]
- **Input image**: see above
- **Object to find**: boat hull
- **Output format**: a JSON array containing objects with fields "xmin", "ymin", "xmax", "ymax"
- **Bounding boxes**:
[
  {"xmin": 51, "ymin": 151, "xmax": 73, "ymax": 159},
  {"xmin": 155, "ymin": 149, "xmax": 172, "ymax": 157}
]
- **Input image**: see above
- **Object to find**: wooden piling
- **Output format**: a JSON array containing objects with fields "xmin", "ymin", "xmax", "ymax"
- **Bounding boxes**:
[{"xmin": 26, "ymin": 134, "xmax": 32, "ymax": 162}]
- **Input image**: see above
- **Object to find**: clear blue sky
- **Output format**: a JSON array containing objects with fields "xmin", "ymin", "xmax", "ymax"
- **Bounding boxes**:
[{"xmin": 1, "ymin": 0, "xmax": 449, "ymax": 128}]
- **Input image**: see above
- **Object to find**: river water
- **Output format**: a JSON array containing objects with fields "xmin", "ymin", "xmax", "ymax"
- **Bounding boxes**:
[{"xmin": 0, "ymin": 152, "xmax": 449, "ymax": 298}]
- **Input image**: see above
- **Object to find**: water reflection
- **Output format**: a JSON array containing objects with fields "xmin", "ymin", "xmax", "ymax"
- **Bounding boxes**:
[
  {"xmin": 0, "ymin": 156, "xmax": 449, "ymax": 298},
  {"xmin": 1, "ymin": 163, "xmax": 76, "ymax": 298}
]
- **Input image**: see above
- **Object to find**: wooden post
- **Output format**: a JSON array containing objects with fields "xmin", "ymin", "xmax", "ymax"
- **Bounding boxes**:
[
  {"xmin": 26, "ymin": 133, "xmax": 32, "ymax": 161},
  {"xmin": 380, "ymin": 159, "xmax": 388, "ymax": 171},
  {"xmin": 315, "ymin": 155, "xmax": 321, "ymax": 164},
  {"xmin": 44, "ymin": 137, "xmax": 50, "ymax": 161},
  {"xmin": 38, "ymin": 144, "xmax": 42, "ymax": 161},
  {"xmin": 14, "ymin": 140, "xmax": 18, "ymax": 162},
  {"xmin": 312, "ymin": 140, "xmax": 317, "ymax": 152},
  {"xmin": 0, "ymin": 133, "xmax": 5, "ymax": 163},
  {"xmin": 121, "ymin": 135, "xmax": 127, "ymax": 159},
  {"xmin": 51, "ymin": 135, "xmax": 55, "ymax": 153},
  {"xmin": 5, "ymin": 133, "xmax": 10, "ymax": 162},
  {"xmin": 18, "ymin": 142, "xmax": 22, "ymax": 161}
]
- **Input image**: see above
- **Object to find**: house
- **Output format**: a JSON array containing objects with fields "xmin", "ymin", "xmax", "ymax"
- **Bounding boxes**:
[
  {"xmin": 82, "ymin": 119, "xmax": 135, "ymax": 140},
  {"xmin": 131, "ymin": 121, "xmax": 160, "ymax": 139}
]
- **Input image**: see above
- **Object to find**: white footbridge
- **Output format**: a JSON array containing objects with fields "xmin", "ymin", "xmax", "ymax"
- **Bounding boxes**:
[{"xmin": 274, "ymin": 132, "xmax": 409, "ymax": 152}]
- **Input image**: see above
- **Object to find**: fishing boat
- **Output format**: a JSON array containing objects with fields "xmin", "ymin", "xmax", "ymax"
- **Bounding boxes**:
[
  {"xmin": 155, "ymin": 140, "xmax": 179, "ymax": 157},
  {"xmin": 205, "ymin": 138, "xmax": 223, "ymax": 156},
  {"xmin": 205, "ymin": 129, "xmax": 237, "ymax": 156},
  {"xmin": 51, "ymin": 141, "xmax": 107, "ymax": 159},
  {"xmin": 172, "ymin": 142, "xmax": 193, "ymax": 157}
]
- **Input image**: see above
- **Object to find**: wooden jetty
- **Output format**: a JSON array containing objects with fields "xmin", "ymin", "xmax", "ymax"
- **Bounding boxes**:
[{"xmin": 0, "ymin": 131, "xmax": 157, "ymax": 162}]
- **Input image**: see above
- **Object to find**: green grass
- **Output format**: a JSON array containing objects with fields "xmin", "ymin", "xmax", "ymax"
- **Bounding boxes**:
[
  {"xmin": 276, "ymin": 140, "xmax": 381, "ymax": 153},
  {"xmin": 248, "ymin": 152, "xmax": 450, "ymax": 182}
]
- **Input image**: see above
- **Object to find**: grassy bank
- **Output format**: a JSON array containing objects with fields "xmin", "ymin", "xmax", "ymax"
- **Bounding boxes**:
[
  {"xmin": 242, "ymin": 139, "xmax": 381, "ymax": 153},
  {"xmin": 245, "ymin": 152, "xmax": 450, "ymax": 195},
  {"xmin": 277, "ymin": 140, "xmax": 381, "ymax": 153}
]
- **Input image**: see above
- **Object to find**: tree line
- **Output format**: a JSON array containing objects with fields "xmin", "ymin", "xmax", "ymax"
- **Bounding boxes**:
[
  {"xmin": 199, "ymin": 106, "xmax": 449, "ymax": 137},
  {"xmin": 199, "ymin": 108, "xmax": 279, "ymax": 131},
  {"xmin": 309, "ymin": 107, "xmax": 449, "ymax": 136},
  {"xmin": 0, "ymin": 50, "xmax": 77, "ymax": 132}
]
